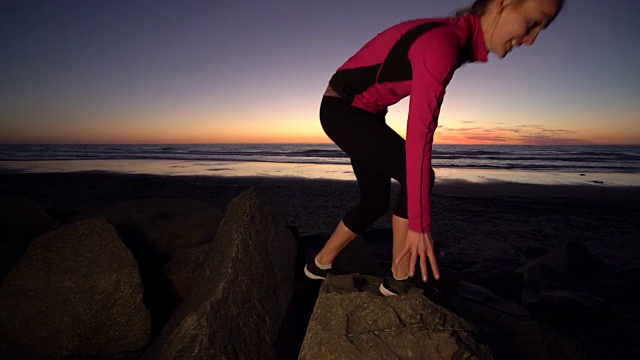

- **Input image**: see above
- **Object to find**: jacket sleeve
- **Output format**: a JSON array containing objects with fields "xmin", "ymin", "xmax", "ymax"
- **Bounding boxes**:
[{"xmin": 406, "ymin": 27, "xmax": 460, "ymax": 233}]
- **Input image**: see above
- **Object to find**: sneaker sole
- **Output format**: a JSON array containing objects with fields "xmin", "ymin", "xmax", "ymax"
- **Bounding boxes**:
[
  {"xmin": 304, "ymin": 265, "xmax": 326, "ymax": 280},
  {"xmin": 379, "ymin": 283, "xmax": 398, "ymax": 296}
]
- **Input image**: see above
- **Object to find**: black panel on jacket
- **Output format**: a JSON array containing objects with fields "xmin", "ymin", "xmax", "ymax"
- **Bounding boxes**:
[
  {"xmin": 377, "ymin": 23, "xmax": 446, "ymax": 84},
  {"xmin": 329, "ymin": 64, "xmax": 381, "ymax": 104}
]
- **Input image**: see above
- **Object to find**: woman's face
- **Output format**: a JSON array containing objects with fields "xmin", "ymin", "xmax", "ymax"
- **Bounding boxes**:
[{"xmin": 483, "ymin": 0, "xmax": 561, "ymax": 58}]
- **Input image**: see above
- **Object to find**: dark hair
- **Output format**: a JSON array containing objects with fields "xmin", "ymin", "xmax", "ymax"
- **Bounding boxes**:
[
  {"xmin": 456, "ymin": 0, "xmax": 565, "ymax": 17},
  {"xmin": 455, "ymin": 0, "xmax": 493, "ymax": 17}
]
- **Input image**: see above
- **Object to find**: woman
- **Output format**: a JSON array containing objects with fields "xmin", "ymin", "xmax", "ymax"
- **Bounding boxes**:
[{"xmin": 304, "ymin": 0, "xmax": 564, "ymax": 295}]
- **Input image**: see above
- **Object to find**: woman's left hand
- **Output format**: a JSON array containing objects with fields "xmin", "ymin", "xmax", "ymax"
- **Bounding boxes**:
[{"xmin": 396, "ymin": 230, "xmax": 440, "ymax": 282}]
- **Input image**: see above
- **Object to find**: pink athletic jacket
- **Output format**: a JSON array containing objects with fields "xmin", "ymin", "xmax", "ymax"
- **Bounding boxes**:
[{"xmin": 328, "ymin": 13, "xmax": 489, "ymax": 233}]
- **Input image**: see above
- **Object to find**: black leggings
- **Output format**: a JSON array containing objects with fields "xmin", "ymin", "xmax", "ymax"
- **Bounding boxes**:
[{"xmin": 320, "ymin": 96, "xmax": 435, "ymax": 234}]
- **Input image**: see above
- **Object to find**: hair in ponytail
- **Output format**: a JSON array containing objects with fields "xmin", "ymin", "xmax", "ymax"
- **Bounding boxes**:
[
  {"xmin": 455, "ymin": 0, "xmax": 493, "ymax": 17},
  {"xmin": 455, "ymin": 0, "xmax": 565, "ymax": 17}
]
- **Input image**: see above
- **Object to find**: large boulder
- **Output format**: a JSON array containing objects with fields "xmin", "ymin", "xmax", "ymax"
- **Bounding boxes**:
[
  {"xmin": 71, "ymin": 198, "xmax": 224, "ymax": 258},
  {"xmin": 70, "ymin": 198, "xmax": 224, "ymax": 329},
  {"xmin": 142, "ymin": 188, "xmax": 296, "ymax": 359},
  {"xmin": 299, "ymin": 274, "xmax": 493, "ymax": 360},
  {"xmin": 164, "ymin": 243, "xmax": 209, "ymax": 301},
  {"xmin": 0, "ymin": 217, "xmax": 152, "ymax": 359}
]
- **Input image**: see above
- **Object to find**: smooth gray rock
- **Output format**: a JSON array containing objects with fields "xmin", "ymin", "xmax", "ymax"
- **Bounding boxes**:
[
  {"xmin": 299, "ymin": 274, "xmax": 493, "ymax": 360},
  {"xmin": 72, "ymin": 198, "xmax": 224, "ymax": 257},
  {"xmin": 142, "ymin": 188, "xmax": 296, "ymax": 360},
  {"xmin": 0, "ymin": 217, "xmax": 152, "ymax": 359}
]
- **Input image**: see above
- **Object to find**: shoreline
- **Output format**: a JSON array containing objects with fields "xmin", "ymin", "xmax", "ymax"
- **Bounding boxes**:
[{"xmin": 2, "ymin": 159, "xmax": 640, "ymax": 187}]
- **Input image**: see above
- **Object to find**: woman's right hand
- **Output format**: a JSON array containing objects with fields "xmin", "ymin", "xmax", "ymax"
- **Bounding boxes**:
[{"xmin": 396, "ymin": 229, "xmax": 440, "ymax": 282}]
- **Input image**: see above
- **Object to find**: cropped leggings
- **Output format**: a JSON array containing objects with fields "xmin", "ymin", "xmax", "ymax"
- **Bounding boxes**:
[{"xmin": 320, "ymin": 96, "xmax": 435, "ymax": 234}]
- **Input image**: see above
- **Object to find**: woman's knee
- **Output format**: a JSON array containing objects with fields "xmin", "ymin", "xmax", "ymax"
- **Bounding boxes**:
[
  {"xmin": 364, "ymin": 199, "xmax": 389, "ymax": 220},
  {"xmin": 343, "ymin": 203, "xmax": 386, "ymax": 234}
]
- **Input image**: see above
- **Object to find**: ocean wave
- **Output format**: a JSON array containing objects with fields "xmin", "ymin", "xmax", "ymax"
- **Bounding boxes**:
[{"xmin": 1, "ymin": 144, "xmax": 638, "ymax": 173}]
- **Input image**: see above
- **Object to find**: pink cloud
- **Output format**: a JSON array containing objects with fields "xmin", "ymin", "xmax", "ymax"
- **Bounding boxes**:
[{"xmin": 437, "ymin": 123, "xmax": 586, "ymax": 145}]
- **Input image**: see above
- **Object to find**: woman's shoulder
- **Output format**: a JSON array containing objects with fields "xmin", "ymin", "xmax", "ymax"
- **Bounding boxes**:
[
  {"xmin": 406, "ymin": 19, "xmax": 470, "ymax": 76},
  {"xmin": 386, "ymin": 17, "xmax": 454, "ymax": 33},
  {"xmin": 385, "ymin": 16, "xmax": 469, "ymax": 48}
]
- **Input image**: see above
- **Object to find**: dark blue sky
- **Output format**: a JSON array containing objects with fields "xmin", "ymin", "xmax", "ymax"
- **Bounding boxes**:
[{"xmin": 1, "ymin": 0, "xmax": 639, "ymax": 144}]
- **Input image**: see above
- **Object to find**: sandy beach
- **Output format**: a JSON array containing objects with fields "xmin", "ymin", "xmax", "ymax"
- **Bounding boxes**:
[
  {"xmin": 3, "ymin": 170, "xmax": 639, "ymax": 268},
  {"xmin": 2, "ymin": 170, "xmax": 640, "ymax": 358}
]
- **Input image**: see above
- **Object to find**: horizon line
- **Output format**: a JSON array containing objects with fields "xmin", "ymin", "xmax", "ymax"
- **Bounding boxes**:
[{"xmin": 0, "ymin": 142, "xmax": 638, "ymax": 146}]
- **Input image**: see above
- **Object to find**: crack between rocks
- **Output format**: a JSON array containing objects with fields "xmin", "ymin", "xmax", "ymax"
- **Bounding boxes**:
[
  {"xmin": 453, "ymin": 331, "xmax": 485, "ymax": 359},
  {"xmin": 345, "ymin": 330, "xmax": 365, "ymax": 357},
  {"xmin": 388, "ymin": 304, "xmax": 407, "ymax": 327},
  {"xmin": 372, "ymin": 331, "xmax": 401, "ymax": 359},
  {"xmin": 345, "ymin": 310, "xmax": 368, "ymax": 357}
]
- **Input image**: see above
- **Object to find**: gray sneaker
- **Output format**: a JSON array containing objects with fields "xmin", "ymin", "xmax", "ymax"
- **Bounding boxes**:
[{"xmin": 379, "ymin": 276, "xmax": 415, "ymax": 296}]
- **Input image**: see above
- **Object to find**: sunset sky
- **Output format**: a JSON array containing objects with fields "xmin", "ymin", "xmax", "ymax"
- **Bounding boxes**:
[{"xmin": 1, "ymin": 0, "xmax": 639, "ymax": 145}]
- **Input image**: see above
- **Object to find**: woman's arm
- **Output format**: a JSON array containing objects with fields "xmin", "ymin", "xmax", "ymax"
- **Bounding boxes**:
[
  {"xmin": 405, "ymin": 26, "xmax": 460, "ymax": 234},
  {"xmin": 400, "ymin": 26, "xmax": 461, "ymax": 281}
]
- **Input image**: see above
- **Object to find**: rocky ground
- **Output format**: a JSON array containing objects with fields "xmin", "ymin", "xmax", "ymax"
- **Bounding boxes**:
[{"xmin": 1, "ymin": 171, "xmax": 639, "ymax": 359}]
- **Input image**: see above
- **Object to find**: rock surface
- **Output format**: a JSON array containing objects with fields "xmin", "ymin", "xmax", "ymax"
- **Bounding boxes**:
[
  {"xmin": 164, "ymin": 243, "xmax": 209, "ymax": 301},
  {"xmin": 0, "ymin": 217, "xmax": 152, "ymax": 359},
  {"xmin": 69, "ymin": 198, "xmax": 224, "ymax": 330},
  {"xmin": 299, "ymin": 274, "xmax": 493, "ymax": 360},
  {"xmin": 142, "ymin": 188, "xmax": 296, "ymax": 359},
  {"xmin": 72, "ymin": 198, "xmax": 224, "ymax": 258}
]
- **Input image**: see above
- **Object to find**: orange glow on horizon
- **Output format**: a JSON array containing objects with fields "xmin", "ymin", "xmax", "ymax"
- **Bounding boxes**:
[
  {"xmin": 1, "ymin": 110, "xmax": 638, "ymax": 145},
  {"xmin": 4, "ymin": 130, "xmax": 638, "ymax": 145},
  {"xmin": 0, "ymin": 128, "xmax": 335, "ymax": 145}
]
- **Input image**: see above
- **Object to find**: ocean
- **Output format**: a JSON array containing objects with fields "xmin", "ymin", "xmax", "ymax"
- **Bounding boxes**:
[{"xmin": 1, "ymin": 144, "xmax": 639, "ymax": 186}]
